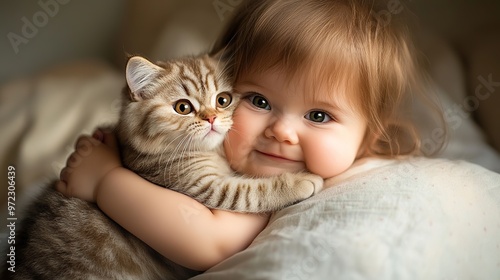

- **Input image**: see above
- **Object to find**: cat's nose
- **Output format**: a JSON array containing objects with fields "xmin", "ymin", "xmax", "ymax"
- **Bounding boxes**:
[{"xmin": 204, "ymin": 116, "xmax": 217, "ymax": 124}]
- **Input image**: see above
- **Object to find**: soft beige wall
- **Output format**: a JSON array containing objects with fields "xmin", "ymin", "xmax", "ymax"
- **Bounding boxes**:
[{"xmin": 0, "ymin": 0, "xmax": 126, "ymax": 85}]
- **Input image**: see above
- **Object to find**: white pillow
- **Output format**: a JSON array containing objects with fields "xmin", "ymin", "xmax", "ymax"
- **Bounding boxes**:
[{"xmin": 194, "ymin": 157, "xmax": 500, "ymax": 280}]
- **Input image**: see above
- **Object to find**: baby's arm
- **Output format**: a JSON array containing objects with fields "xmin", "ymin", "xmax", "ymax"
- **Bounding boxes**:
[{"xmin": 57, "ymin": 130, "xmax": 269, "ymax": 271}]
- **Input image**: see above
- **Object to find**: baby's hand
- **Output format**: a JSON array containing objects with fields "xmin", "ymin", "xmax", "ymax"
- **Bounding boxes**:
[{"xmin": 56, "ymin": 129, "xmax": 122, "ymax": 202}]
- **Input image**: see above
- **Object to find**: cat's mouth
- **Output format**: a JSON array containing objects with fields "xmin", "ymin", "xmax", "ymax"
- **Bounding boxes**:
[
  {"xmin": 201, "ymin": 125, "xmax": 226, "ymax": 146},
  {"xmin": 205, "ymin": 130, "xmax": 221, "ymax": 137},
  {"xmin": 204, "ymin": 123, "xmax": 228, "ymax": 137},
  {"xmin": 204, "ymin": 126, "xmax": 220, "ymax": 136}
]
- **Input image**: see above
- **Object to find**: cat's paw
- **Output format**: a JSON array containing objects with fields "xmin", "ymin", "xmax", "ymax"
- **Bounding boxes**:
[
  {"xmin": 285, "ymin": 172, "xmax": 323, "ymax": 199},
  {"xmin": 299, "ymin": 173, "xmax": 324, "ymax": 195}
]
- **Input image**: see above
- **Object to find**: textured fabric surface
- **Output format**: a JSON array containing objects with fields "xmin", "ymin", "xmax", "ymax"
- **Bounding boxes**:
[
  {"xmin": 195, "ymin": 157, "xmax": 500, "ymax": 280},
  {"xmin": 0, "ymin": 60, "xmax": 123, "ymax": 224}
]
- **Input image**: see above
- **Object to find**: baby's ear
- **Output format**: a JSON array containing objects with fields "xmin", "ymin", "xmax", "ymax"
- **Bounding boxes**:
[{"xmin": 125, "ymin": 56, "xmax": 163, "ymax": 101}]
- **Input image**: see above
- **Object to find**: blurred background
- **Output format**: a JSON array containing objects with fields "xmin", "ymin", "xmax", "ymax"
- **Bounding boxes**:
[
  {"xmin": 0, "ymin": 0, "xmax": 499, "ymax": 234},
  {"xmin": 0, "ymin": 0, "xmax": 229, "ymax": 84},
  {"xmin": 0, "ymin": 0, "xmax": 499, "ymax": 84}
]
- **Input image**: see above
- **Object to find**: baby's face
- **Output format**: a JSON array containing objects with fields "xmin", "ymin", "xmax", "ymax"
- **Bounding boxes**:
[{"xmin": 223, "ymin": 68, "xmax": 367, "ymax": 179}]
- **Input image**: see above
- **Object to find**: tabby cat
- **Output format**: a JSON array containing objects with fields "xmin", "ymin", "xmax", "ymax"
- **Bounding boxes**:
[
  {"xmin": 119, "ymin": 55, "xmax": 323, "ymax": 213},
  {"xmin": 2, "ymin": 54, "xmax": 322, "ymax": 279}
]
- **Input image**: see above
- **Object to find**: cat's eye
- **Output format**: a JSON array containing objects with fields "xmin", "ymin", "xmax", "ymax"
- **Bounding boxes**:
[
  {"xmin": 174, "ymin": 100, "xmax": 193, "ymax": 115},
  {"xmin": 216, "ymin": 92, "xmax": 232, "ymax": 108},
  {"xmin": 305, "ymin": 110, "xmax": 333, "ymax": 123},
  {"xmin": 248, "ymin": 94, "xmax": 271, "ymax": 110}
]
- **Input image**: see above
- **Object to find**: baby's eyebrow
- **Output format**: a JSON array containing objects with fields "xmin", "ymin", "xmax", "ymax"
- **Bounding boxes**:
[
  {"xmin": 308, "ymin": 99, "xmax": 341, "ymax": 111},
  {"xmin": 234, "ymin": 82, "xmax": 271, "ymax": 96}
]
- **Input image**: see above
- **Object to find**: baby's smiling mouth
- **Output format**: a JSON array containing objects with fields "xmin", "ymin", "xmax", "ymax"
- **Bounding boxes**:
[{"xmin": 256, "ymin": 150, "xmax": 299, "ymax": 162}]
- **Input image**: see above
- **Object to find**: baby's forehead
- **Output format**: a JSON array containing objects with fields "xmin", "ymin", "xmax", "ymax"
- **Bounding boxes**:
[
  {"xmin": 304, "ymin": 85, "xmax": 363, "ymax": 116},
  {"xmin": 286, "ymin": 69, "xmax": 362, "ymax": 112}
]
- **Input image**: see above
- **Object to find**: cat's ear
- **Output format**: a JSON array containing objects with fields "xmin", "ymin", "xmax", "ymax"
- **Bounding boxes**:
[{"xmin": 126, "ymin": 56, "xmax": 163, "ymax": 101}]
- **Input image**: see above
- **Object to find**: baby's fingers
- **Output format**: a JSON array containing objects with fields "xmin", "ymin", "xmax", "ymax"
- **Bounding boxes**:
[
  {"xmin": 74, "ymin": 135, "xmax": 102, "ymax": 155},
  {"xmin": 66, "ymin": 151, "xmax": 82, "ymax": 168},
  {"xmin": 57, "ymin": 167, "xmax": 76, "ymax": 198},
  {"xmin": 66, "ymin": 138, "xmax": 98, "ymax": 169},
  {"xmin": 102, "ymin": 130, "xmax": 120, "ymax": 154},
  {"xmin": 55, "ymin": 180, "xmax": 69, "ymax": 197},
  {"xmin": 59, "ymin": 166, "xmax": 71, "ymax": 182},
  {"xmin": 92, "ymin": 128, "xmax": 119, "ymax": 154}
]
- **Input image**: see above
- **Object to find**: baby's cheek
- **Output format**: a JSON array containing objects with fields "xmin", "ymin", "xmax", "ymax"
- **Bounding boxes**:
[
  {"xmin": 302, "ymin": 140, "xmax": 345, "ymax": 179},
  {"xmin": 307, "ymin": 150, "xmax": 356, "ymax": 179},
  {"xmin": 223, "ymin": 131, "xmax": 242, "ymax": 169}
]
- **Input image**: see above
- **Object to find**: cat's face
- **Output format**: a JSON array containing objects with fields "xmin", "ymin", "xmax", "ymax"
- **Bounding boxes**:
[{"xmin": 121, "ymin": 55, "xmax": 237, "ymax": 154}]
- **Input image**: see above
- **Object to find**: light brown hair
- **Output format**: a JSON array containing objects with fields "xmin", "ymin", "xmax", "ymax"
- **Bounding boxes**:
[{"xmin": 212, "ymin": 0, "xmax": 445, "ymax": 157}]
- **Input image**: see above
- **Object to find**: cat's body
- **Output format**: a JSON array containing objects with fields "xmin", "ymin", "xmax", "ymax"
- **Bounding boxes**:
[
  {"xmin": 2, "ymin": 186, "xmax": 198, "ymax": 280},
  {"xmin": 2, "ymin": 55, "xmax": 321, "ymax": 279}
]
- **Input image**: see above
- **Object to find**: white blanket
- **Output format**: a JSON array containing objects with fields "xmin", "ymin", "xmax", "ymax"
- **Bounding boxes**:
[{"xmin": 195, "ymin": 157, "xmax": 500, "ymax": 280}]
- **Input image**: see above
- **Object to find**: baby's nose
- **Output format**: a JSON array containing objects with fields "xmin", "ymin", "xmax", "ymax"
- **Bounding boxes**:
[{"xmin": 264, "ymin": 118, "xmax": 299, "ymax": 144}]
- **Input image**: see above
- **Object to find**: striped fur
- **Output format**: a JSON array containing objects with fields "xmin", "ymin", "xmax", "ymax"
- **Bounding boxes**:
[{"xmin": 118, "ymin": 55, "xmax": 323, "ymax": 213}]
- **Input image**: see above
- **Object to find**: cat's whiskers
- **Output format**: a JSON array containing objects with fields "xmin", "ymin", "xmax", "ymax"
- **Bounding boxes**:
[
  {"xmin": 172, "ymin": 134, "xmax": 193, "ymax": 182},
  {"xmin": 161, "ymin": 132, "xmax": 192, "ymax": 183},
  {"xmin": 177, "ymin": 132, "xmax": 197, "ymax": 172},
  {"xmin": 159, "ymin": 143, "xmax": 176, "ymax": 185}
]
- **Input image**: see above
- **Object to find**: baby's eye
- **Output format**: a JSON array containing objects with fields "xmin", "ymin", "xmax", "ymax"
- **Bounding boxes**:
[
  {"xmin": 305, "ymin": 110, "xmax": 333, "ymax": 123},
  {"xmin": 247, "ymin": 94, "xmax": 271, "ymax": 110},
  {"xmin": 174, "ymin": 99, "xmax": 193, "ymax": 115},
  {"xmin": 216, "ymin": 92, "xmax": 232, "ymax": 108}
]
